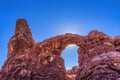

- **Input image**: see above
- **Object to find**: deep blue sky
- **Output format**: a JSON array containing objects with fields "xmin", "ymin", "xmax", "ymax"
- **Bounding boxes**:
[{"xmin": 0, "ymin": 0, "xmax": 120, "ymax": 70}]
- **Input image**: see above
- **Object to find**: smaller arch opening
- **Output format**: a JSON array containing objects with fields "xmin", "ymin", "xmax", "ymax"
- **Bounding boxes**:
[
  {"xmin": 61, "ymin": 44, "xmax": 79, "ymax": 70},
  {"xmin": 46, "ymin": 56, "xmax": 54, "ymax": 63}
]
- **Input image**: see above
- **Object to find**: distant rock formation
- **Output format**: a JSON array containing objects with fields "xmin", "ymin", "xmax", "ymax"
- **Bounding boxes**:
[
  {"xmin": 1, "ymin": 19, "xmax": 120, "ymax": 80},
  {"xmin": 66, "ymin": 66, "xmax": 79, "ymax": 80}
]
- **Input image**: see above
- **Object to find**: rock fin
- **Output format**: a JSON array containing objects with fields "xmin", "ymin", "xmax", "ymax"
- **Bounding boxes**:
[{"xmin": 8, "ymin": 19, "xmax": 35, "ymax": 57}]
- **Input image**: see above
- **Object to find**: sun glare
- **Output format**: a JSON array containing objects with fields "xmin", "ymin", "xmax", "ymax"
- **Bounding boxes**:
[
  {"xmin": 57, "ymin": 22, "xmax": 82, "ymax": 34},
  {"xmin": 67, "ymin": 44, "xmax": 77, "ymax": 48}
]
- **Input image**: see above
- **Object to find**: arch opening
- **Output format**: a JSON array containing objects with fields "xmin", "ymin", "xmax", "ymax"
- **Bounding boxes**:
[{"xmin": 61, "ymin": 44, "xmax": 79, "ymax": 70}]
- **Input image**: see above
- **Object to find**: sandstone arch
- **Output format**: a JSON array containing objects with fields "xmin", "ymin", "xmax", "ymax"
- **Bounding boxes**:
[{"xmin": 1, "ymin": 19, "xmax": 120, "ymax": 80}]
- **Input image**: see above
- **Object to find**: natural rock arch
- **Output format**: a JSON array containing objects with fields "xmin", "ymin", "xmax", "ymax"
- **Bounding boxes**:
[{"xmin": 1, "ymin": 19, "xmax": 120, "ymax": 80}]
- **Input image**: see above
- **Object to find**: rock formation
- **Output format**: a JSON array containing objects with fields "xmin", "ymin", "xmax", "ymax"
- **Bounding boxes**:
[
  {"xmin": 1, "ymin": 19, "xmax": 120, "ymax": 80},
  {"xmin": 66, "ymin": 66, "xmax": 79, "ymax": 80}
]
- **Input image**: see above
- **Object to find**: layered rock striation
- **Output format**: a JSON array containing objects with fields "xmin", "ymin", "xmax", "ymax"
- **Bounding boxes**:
[{"xmin": 1, "ymin": 19, "xmax": 120, "ymax": 80}]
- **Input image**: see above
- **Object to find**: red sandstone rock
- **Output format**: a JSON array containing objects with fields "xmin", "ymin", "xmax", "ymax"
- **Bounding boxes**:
[
  {"xmin": 76, "ymin": 51, "xmax": 120, "ymax": 80},
  {"xmin": 1, "ymin": 19, "xmax": 120, "ymax": 80},
  {"xmin": 66, "ymin": 66, "xmax": 79, "ymax": 80}
]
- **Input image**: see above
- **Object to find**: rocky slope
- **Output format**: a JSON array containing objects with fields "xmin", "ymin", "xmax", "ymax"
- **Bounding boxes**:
[{"xmin": 1, "ymin": 19, "xmax": 120, "ymax": 80}]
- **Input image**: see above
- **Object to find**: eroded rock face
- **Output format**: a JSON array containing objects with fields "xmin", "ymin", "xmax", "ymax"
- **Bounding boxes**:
[
  {"xmin": 76, "ymin": 51, "xmax": 120, "ymax": 80},
  {"xmin": 1, "ymin": 19, "xmax": 120, "ymax": 80},
  {"xmin": 66, "ymin": 66, "xmax": 79, "ymax": 80}
]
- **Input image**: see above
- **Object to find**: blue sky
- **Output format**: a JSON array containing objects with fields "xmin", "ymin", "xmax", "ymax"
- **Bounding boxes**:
[{"xmin": 0, "ymin": 0, "xmax": 120, "ymax": 70}]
